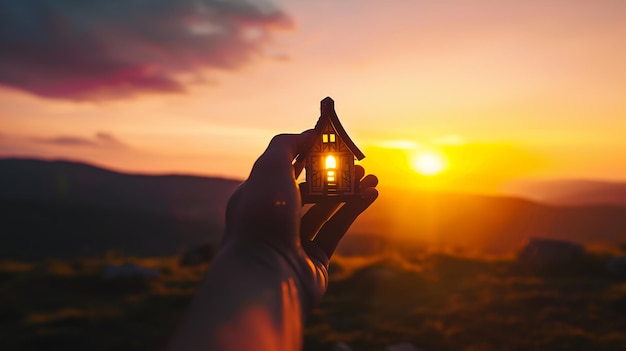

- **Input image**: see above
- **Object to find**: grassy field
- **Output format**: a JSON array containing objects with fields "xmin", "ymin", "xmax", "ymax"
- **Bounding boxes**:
[{"xmin": 2, "ymin": 250, "xmax": 626, "ymax": 351}]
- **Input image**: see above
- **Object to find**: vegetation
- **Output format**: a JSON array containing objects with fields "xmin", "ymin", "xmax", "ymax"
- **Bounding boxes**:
[{"xmin": 2, "ymin": 247, "xmax": 626, "ymax": 351}]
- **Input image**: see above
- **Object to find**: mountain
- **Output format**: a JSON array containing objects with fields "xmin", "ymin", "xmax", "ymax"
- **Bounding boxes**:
[
  {"xmin": 503, "ymin": 179, "xmax": 626, "ymax": 206},
  {"xmin": 0, "ymin": 158, "xmax": 241, "ymax": 260}
]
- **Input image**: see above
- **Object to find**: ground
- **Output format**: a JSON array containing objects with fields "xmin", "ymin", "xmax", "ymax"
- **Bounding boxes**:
[{"xmin": 1, "ymin": 250, "xmax": 626, "ymax": 351}]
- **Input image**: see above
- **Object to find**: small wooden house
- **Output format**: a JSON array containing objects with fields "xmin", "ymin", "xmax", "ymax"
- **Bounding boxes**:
[{"xmin": 299, "ymin": 97, "xmax": 365, "ymax": 202}]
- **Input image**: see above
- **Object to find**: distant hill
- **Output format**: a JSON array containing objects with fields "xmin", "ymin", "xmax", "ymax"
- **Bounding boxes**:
[
  {"xmin": 0, "ymin": 158, "xmax": 241, "ymax": 260},
  {"xmin": 1, "ymin": 198, "xmax": 220, "ymax": 260},
  {"xmin": 503, "ymin": 179, "xmax": 626, "ymax": 206},
  {"xmin": 0, "ymin": 158, "xmax": 241, "ymax": 220},
  {"xmin": 2, "ymin": 158, "xmax": 626, "ymax": 259},
  {"xmin": 353, "ymin": 191, "xmax": 626, "ymax": 254}
]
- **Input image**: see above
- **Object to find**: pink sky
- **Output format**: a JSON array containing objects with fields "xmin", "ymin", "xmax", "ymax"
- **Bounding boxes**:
[{"xmin": 1, "ymin": 0, "xmax": 625, "ymax": 194}]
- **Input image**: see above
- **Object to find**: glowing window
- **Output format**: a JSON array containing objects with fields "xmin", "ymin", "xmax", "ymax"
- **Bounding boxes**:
[
  {"xmin": 329, "ymin": 134, "xmax": 336, "ymax": 142},
  {"xmin": 322, "ymin": 134, "xmax": 328, "ymax": 143},
  {"xmin": 327, "ymin": 171, "xmax": 335, "ymax": 182},
  {"xmin": 325, "ymin": 155, "xmax": 336, "ymax": 169}
]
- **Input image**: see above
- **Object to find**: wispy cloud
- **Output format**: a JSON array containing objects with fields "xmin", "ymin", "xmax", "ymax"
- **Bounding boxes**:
[
  {"xmin": 0, "ymin": 0, "xmax": 292, "ymax": 100},
  {"xmin": 94, "ymin": 132, "xmax": 124, "ymax": 146},
  {"xmin": 32, "ymin": 132, "xmax": 127, "ymax": 148}
]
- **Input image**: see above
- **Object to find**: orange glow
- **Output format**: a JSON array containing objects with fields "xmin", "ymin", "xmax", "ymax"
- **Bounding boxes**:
[
  {"xmin": 411, "ymin": 151, "xmax": 447, "ymax": 176},
  {"xmin": 1, "ymin": 2, "xmax": 626, "ymax": 191},
  {"xmin": 327, "ymin": 170, "xmax": 335, "ymax": 183},
  {"xmin": 325, "ymin": 155, "xmax": 336, "ymax": 169},
  {"xmin": 361, "ymin": 139, "xmax": 547, "ymax": 195}
]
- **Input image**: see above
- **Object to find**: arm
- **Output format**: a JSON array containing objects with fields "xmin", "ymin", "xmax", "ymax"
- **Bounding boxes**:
[{"xmin": 168, "ymin": 131, "xmax": 378, "ymax": 351}]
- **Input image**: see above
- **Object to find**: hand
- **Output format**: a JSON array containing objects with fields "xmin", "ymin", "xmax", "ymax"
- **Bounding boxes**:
[
  {"xmin": 168, "ymin": 131, "xmax": 378, "ymax": 351},
  {"xmin": 224, "ymin": 130, "xmax": 378, "ymax": 308}
]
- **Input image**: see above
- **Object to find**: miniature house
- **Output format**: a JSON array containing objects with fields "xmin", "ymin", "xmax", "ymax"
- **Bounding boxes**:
[{"xmin": 300, "ymin": 97, "xmax": 365, "ymax": 203}]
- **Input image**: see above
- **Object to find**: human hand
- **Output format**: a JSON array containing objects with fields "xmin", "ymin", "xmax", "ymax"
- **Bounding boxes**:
[
  {"xmin": 223, "ymin": 130, "xmax": 378, "ymax": 309},
  {"xmin": 167, "ymin": 131, "xmax": 378, "ymax": 351}
]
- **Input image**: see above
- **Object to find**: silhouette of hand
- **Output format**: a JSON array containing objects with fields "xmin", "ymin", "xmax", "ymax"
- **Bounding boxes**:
[
  {"xmin": 223, "ymin": 130, "xmax": 378, "ymax": 308},
  {"xmin": 168, "ymin": 131, "xmax": 378, "ymax": 351}
]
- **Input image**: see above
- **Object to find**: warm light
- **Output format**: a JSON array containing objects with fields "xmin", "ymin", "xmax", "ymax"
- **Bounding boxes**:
[
  {"xmin": 411, "ymin": 151, "xmax": 446, "ymax": 176},
  {"xmin": 322, "ymin": 134, "xmax": 336, "ymax": 143},
  {"xmin": 325, "ymin": 155, "xmax": 336, "ymax": 169},
  {"xmin": 327, "ymin": 170, "xmax": 335, "ymax": 182}
]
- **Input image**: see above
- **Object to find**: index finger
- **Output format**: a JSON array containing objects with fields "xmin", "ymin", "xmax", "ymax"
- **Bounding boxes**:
[{"xmin": 249, "ymin": 130, "xmax": 315, "ymax": 180}]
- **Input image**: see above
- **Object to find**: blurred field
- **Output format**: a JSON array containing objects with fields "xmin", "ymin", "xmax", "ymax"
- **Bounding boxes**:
[{"xmin": 2, "ymin": 246, "xmax": 626, "ymax": 351}]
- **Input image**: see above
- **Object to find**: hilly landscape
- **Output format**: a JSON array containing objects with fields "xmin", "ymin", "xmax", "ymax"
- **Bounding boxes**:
[
  {"xmin": 0, "ymin": 158, "xmax": 240, "ymax": 220},
  {"xmin": 357, "ymin": 190, "xmax": 626, "ymax": 254},
  {"xmin": 0, "ymin": 158, "xmax": 241, "ymax": 259},
  {"xmin": 2, "ymin": 158, "xmax": 626, "ymax": 259},
  {"xmin": 3, "ymin": 158, "xmax": 626, "ymax": 351},
  {"xmin": 504, "ymin": 179, "xmax": 626, "ymax": 206}
]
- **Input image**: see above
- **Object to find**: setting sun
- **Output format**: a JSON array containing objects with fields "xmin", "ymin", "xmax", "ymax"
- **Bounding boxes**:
[{"xmin": 411, "ymin": 151, "xmax": 447, "ymax": 176}]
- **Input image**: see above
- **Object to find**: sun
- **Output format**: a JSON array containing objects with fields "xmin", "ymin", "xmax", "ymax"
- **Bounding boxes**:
[{"xmin": 411, "ymin": 151, "xmax": 447, "ymax": 176}]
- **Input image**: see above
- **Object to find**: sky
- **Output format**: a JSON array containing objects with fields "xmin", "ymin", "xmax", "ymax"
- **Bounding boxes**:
[{"xmin": 1, "ymin": 0, "xmax": 626, "ymax": 195}]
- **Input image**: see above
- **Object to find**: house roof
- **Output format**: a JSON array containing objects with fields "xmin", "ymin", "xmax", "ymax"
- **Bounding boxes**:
[
  {"xmin": 293, "ymin": 97, "xmax": 365, "ymax": 177},
  {"xmin": 313, "ymin": 97, "xmax": 365, "ymax": 160}
]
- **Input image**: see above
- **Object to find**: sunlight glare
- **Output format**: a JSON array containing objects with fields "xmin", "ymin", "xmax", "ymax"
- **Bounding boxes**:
[{"xmin": 411, "ymin": 151, "xmax": 446, "ymax": 176}]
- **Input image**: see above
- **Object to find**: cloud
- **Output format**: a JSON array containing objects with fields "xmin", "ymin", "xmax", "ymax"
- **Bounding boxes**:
[
  {"xmin": 33, "ymin": 132, "xmax": 127, "ymax": 148},
  {"xmin": 0, "ymin": 0, "xmax": 292, "ymax": 100},
  {"xmin": 94, "ymin": 132, "xmax": 124, "ymax": 145}
]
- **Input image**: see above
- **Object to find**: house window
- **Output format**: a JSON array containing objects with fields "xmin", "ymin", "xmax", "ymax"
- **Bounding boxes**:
[
  {"xmin": 322, "ymin": 133, "xmax": 336, "ymax": 143},
  {"xmin": 325, "ymin": 155, "xmax": 337, "ymax": 185},
  {"xmin": 325, "ymin": 155, "xmax": 336, "ymax": 169},
  {"xmin": 327, "ymin": 170, "xmax": 335, "ymax": 183}
]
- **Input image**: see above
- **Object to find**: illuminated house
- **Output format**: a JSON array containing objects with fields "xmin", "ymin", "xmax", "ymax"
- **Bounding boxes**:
[{"xmin": 299, "ymin": 97, "xmax": 365, "ymax": 203}]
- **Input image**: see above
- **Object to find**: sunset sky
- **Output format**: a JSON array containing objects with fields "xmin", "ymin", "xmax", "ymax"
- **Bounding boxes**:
[{"xmin": 1, "ymin": 0, "xmax": 625, "ymax": 195}]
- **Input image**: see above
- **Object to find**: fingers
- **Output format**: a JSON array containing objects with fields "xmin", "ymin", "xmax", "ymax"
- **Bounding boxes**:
[
  {"xmin": 300, "ymin": 201, "xmax": 343, "ymax": 242},
  {"xmin": 360, "ymin": 174, "xmax": 379, "ymax": 190},
  {"xmin": 313, "ymin": 187, "xmax": 378, "ymax": 260},
  {"xmin": 354, "ymin": 164, "xmax": 365, "ymax": 182},
  {"xmin": 249, "ymin": 130, "xmax": 315, "ymax": 180},
  {"xmin": 299, "ymin": 181, "xmax": 308, "ymax": 200},
  {"xmin": 232, "ymin": 130, "xmax": 315, "ymax": 245},
  {"xmin": 299, "ymin": 165, "xmax": 371, "ymax": 244},
  {"xmin": 306, "ymin": 172, "xmax": 379, "ymax": 262}
]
